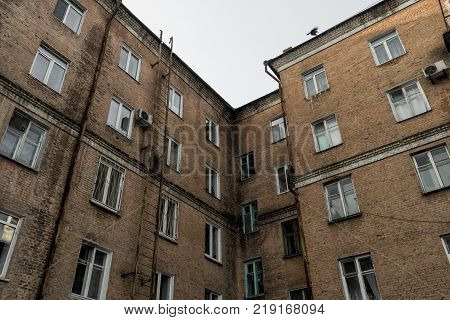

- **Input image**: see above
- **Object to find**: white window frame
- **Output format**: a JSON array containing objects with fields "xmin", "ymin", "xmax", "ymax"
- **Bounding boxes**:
[
  {"xmin": 205, "ymin": 289, "xmax": 222, "ymax": 300},
  {"xmin": 311, "ymin": 114, "xmax": 342, "ymax": 152},
  {"xmin": 386, "ymin": 80, "xmax": 431, "ymax": 122},
  {"xmin": 412, "ymin": 146, "xmax": 450, "ymax": 193},
  {"xmin": 0, "ymin": 212, "xmax": 21, "ymax": 280},
  {"xmin": 118, "ymin": 45, "xmax": 141, "ymax": 81},
  {"xmin": 289, "ymin": 288, "xmax": 309, "ymax": 300},
  {"xmin": 30, "ymin": 46, "xmax": 68, "ymax": 93},
  {"xmin": 270, "ymin": 116, "xmax": 286, "ymax": 143},
  {"xmin": 324, "ymin": 176, "xmax": 360, "ymax": 222},
  {"xmin": 0, "ymin": 113, "xmax": 46, "ymax": 169},
  {"xmin": 107, "ymin": 97, "xmax": 134, "ymax": 138},
  {"xmin": 240, "ymin": 152, "xmax": 255, "ymax": 181},
  {"xmin": 206, "ymin": 164, "xmax": 220, "ymax": 199},
  {"xmin": 169, "ymin": 87, "xmax": 184, "ymax": 118},
  {"xmin": 303, "ymin": 66, "xmax": 329, "ymax": 99},
  {"xmin": 70, "ymin": 243, "xmax": 112, "ymax": 300},
  {"xmin": 205, "ymin": 221, "xmax": 222, "ymax": 263},
  {"xmin": 441, "ymin": 235, "xmax": 450, "ymax": 263},
  {"xmin": 339, "ymin": 254, "xmax": 381, "ymax": 300},
  {"xmin": 244, "ymin": 258, "xmax": 264, "ymax": 298},
  {"xmin": 53, "ymin": 0, "xmax": 86, "ymax": 34},
  {"xmin": 369, "ymin": 30, "xmax": 406, "ymax": 65},
  {"xmin": 155, "ymin": 271, "xmax": 174, "ymax": 300},
  {"xmin": 91, "ymin": 157, "xmax": 125, "ymax": 212},
  {"xmin": 206, "ymin": 116, "xmax": 220, "ymax": 147},
  {"xmin": 275, "ymin": 164, "xmax": 289, "ymax": 194},
  {"xmin": 165, "ymin": 137, "xmax": 181, "ymax": 172},
  {"xmin": 242, "ymin": 202, "xmax": 257, "ymax": 234},
  {"xmin": 159, "ymin": 196, "xmax": 179, "ymax": 241}
]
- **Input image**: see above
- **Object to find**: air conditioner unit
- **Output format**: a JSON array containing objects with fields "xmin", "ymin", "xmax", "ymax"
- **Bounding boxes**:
[
  {"xmin": 136, "ymin": 109, "xmax": 152, "ymax": 127},
  {"xmin": 444, "ymin": 30, "xmax": 450, "ymax": 53},
  {"xmin": 422, "ymin": 60, "xmax": 448, "ymax": 83}
]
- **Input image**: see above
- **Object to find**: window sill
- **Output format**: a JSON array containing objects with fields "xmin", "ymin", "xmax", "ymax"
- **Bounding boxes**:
[
  {"xmin": 394, "ymin": 109, "xmax": 431, "ymax": 123},
  {"xmin": 0, "ymin": 277, "xmax": 10, "ymax": 283},
  {"xmin": 328, "ymin": 212, "xmax": 362, "ymax": 225},
  {"xmin": 159, "ymin": 232, "xmax": 178, "ymax": 244},
  {"xmin": 165, "ymin": 163, "xmax": 181, "ymax": 174},
  {"xmin": 283, "ymin": 253, "xmax": 303, "ymax": 259},
  {"xmin": 315, "ymin": 142, "xmax": 343, "ymax": 154},
  {"xmin": 246, "ymin": 294, "xmax": 265, "ymax": 300},
  {"xmin": 271, "ymin": 137, "xmax": 286, "ymax": 145},
  {"xmin": 305, "ymin": 87, "xmax": 330, "ymax": 100},
  {"xmin": 90, "ymin": 199, "xmax": 120, "ymax": 216},
  {"xmin": 277, "ymin": 190, "xmax": 290, "ymax": 196},
  {"xmin": 206, "ymin": 192, "xmax": 221, "ymax": 200},
  {"xmin": 168, "ymin": 108, "xmax": 184, "ymax": 121},
  {"xmin": 205, "ymin": 254, "xmax": 223, "ymax": 266},
  {"xmin": 375, "ymin": 52, "xmax": 407, "ymax": 67},
  {"xmin": 422, "ymin": 185, "xmax": 450, "ymax": 196},
  {"xmin": 243, "ymin": 230, "xmax": 259, "ymax": 236},
  {"xmin": 240, "ymin": 175, "xmax": 256, "ymax": 184},
  {"xmin": 0, "ymin": 153, "xmax": 40, "ymax": 173},
  {"xmin": 118, "ymin": 65, "xmax": 141, "ymax": 84},
  {"xmin": 70, "ymin": 293, "xmax": 94, "ymax": 300},
  {"xmin": 206, "ymin": 139, "xmax": 220, "ymax": 150},
  {"xmin": 52, "ymin": 16, "xmax": 82, "ymax": 36},
  {"xmin": 27, "ymin": 74, "xmax": 63, "ymax": 96},
  {"xmin": 106, "ymin": 125, "xmax": 132, "ymax": 142}
]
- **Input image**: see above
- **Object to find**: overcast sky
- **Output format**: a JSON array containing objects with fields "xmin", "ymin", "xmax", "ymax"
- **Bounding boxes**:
[{"xmin": 123, "ymin": 0, "xmax": 380, "ymax": 107}]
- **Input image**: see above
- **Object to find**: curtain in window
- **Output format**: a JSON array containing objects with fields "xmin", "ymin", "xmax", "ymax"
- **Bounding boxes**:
[
  {"xmin": 105, "ymin": 167, "xmax": 121, "ymax": 209},
  {"xmin": 314, "ymin": 122, "xmax": 329, "ymax": 151},
  {"xmin": 415, "ymin": 153, "xmax": 440, "ymax": 192},
  {"xmin": 327, "ymin": 118, "xmax": 342, "ymax": 147},
  {"xmin": 363, "ymin": 273, "xmax": 381, "ymax": 300},
  {"xmin": 405, "ymin": 84, "xmax": 427, "ymax": 116},
  {"xmin": 93, "ymin": 163, "xmax": 108, "ymax": 202},
  {"xmin": 327, "ymin": 183, "xmax": 345, "ymax": 220},
  {"xmin": 305, "ymin": 78, "xmax": 316, "ymax": 97},
  {"xmin": 65, "ymin": 6, "xmax": 83, "ymax": 33},
  {"xmin": 374, "ymin": 44, "xmax": 389, "ymax": 64},
  {"xmin": 315, "ymin": 71, "xmax": 328, "ymax": 92},
  {"xmin": 386, "ymin": 36, "xmax": 404, "ymax": 59},
  {"xmin": 31, "ymin": 53, "xmax": 51, "ymax": 82},
  {"xmin": 119, "ymin": 105, "xmax": 131, "ymax": 133}
]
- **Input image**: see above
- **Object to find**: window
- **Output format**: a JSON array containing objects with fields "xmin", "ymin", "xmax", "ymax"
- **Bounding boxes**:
[
  {"xmin": 242, "ymin": 202, "xmax": 257, "ymax": 234},
  {"xmin": 312, "ymin": 115, "xmax": 342, "ymax": 152},
  {"xmin": 159, "ymin": 197, "xmax": 179, "ymax": 240},
  {"xmin": 276, "ymin": 164, "xmax": 289, "ymax": 194},
  {"xmin": 0, "ymin": 212, "xmax": 21, "ymax": 279},
  {"xmin": 71, "ymin": 243, "xmax": 111, "ymax": 300},
  {"xmin": 0, "ymin": 113, "xmax": 46, "ymax": 169},
  {"xmin": 155, "ymin": 272, "xmax": 174, "ymax": 300},
  {"xmin": 339, "ymin": 254, "xmax": 381, "ymax": 300},
  {"xmin": 53, "ymin": 0, "xmax": 85, "ymax": 33},
  {"xmin": 244, "ymin": 259, "xmax": 264, "ymax": 298},
  {"xmin": 370, "ymin": 30, "xmax": 405, "ymax": 65},
  {"xmin": 118, "ymin": 45, "xmax": 141, "ymax": 80},
  {"xmin": 205, "ymin": 165, "xmax": 220, "ymax": 198},
  {"xmin": 107, "ymin": 98, "xmax": 133, "ymax": 137},
  {"xmin": 169, "ymin": 87, "xmax": 183, "ymax": 117},
  {"xmin": 92, "ymin": 157, "xmax": 125, "ymax": 212},
  {"xmin": 30, "ymin": 46, "xmax": 68, "ymax": 93},
  {"xmin": 387, "ymin": 80, "xmax": 430, "ymax": 122},
  {"xmin": 412, "ymin": 146, "xmax": 450, "ymax": 193},
  {"xmin": 205, "ymin": 289, "xmax": 222, "ymax": 300},
  {"xmin": 165, "ymin": 137, "xmax": 181, "ymax": 172},
  {"xmin": 282, "ymin": 220, "xmax": 301, "ymax": 257},
  {"xmin": 206, "ymin": 117, "xmax": 219, "ymax": 147},
  {"xmin": 271, "ymin": 117, "xmax": 286, "ymax": 143},
  {"xmin": 289, "ymin": 288, "xmax": 309, "ymax": 300},
  {"xmin": 325, "ymin": 177, "xmax": 360, "ymax": 222},
  {"xmin": 441, "ymin": 235, "xmax": 450, "ymax": 263},
  {"xmin": 205, "ymin": 222, "xmax": 221, "ymax": 262},
  {"xmin": 240, "ymin": 152, "xmax": 255, "ymax": 181},
  {"xmin": 303, "ymin": 66, "xmax": 329, "ymax": 98}
]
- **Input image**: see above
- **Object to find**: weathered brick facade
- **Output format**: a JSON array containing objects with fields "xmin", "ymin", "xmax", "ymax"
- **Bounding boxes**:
[{"xmin": 0, "ymin": 0, "xmax": 448, "ymax": 300}]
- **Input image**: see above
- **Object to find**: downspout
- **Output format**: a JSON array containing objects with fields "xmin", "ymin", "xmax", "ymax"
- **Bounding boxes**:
[
  {"xmin": 437, "ymin": 0, "xmax": 449, "ymax": 30},
  {"xmin": 264, "ymin": 61, "xmax": 314, "ymax": 299},
  {"xmin": 37, "ymin": 0, "xmax": 122, "ymax": 299}
]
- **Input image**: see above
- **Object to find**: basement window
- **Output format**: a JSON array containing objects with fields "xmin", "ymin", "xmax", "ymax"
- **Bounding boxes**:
[
  {"xmin": 312, "ymin": 115, "xmax": 342, "ymax": 152},
  {"xmin": 271, "ymin": 116, "xmax": 286, "ymax": 143},
  {"xmin": 206, "ymin": 165, "xmax": 220, "ymax": 199},
  {"xmin": 169, "ymin": 87, "xmax": 184, "ymax": 118},
  {"xmin": 53, "ymin": 0, "xmax": 85, "ymax": 34},
  {"xmin": 370, "ymin": 30, "xmax": 406, "ymax": 65},
  {"xmin": 107, "ymin": 98, "xmax": 133, "ymax": 138},
  {"xmin": 206, "ymin": 117, "xmax": 219, "ymax": 147},
  {"xmin": 244, "ymin": 259, "xmax": 264, "ymax": 299},
  {"xmin": 240, "ymin": 152, "xmax": 256, "ymax": 181},
  {"xmin": 325, "ymin": 176, "xmax": 360, "ymax": 222},
  {"xmin": 165, "ymin": 137, "xmax": 181, "ymax": 172},
  {"xmin": 159, "ymin": 197, "xmax": 179, "ymax": 241},
  {"xmin": 119, "ymin": 45, "xmax": 141, "ymax": 80},
  {"xmin": 412, "ymin": 146, "xmax": 450, "ymax": 193},
  {"xmin": 387, "ymin": 80, "xmax": 430, "ymax": 122},
  {"xmin": 205, "ymin": 289, "xmax": 222, "ymax": 300},
  {"xmin": 303, "ymin": 66, "xmax": 329, "ymax": 98},
  {"xmin": 0, "ymin": 113, "xmax": 46, "ymax": 169},
  {"xmin": 92, "ymin": 157, "xmax": 125, "ymax": 212},
  {"xmin": 242, "ymin": 202, "xmax": 257, "ymax": 234},
  {"xmin": 71, "ymin": 243, "xmax": 111, "ymax": 300},
  {"xmin": 339, "ymin": 254, "xmax": 381, "ymax": 300},
  {"xmin": 0, "ymin": 212, "xmax": 21, "ymax": 279},
  {"xmin": 155, "ymin": 272, "xmax": 174, "ymax": 300},
  {"xmin": 30, "ymin": 46, "xmax": 68, "ymax": 93},
  {"xmin": 289, "ymin": 288, "xmax": 309, "ymax": 300},
  {"xmin": 282, "ymin": 219, "xmax": 301, "ymax": 257},
  {"xmin": 205, "ymin": 221, "xmax": 221, "ymax": 263},
  {"xmin": 275, "ymin": 164, "xmax": 289, "ymax": 194},
  {"xmin": 441, "ymin": 235, "xmax": 450, "ymax": 263}
]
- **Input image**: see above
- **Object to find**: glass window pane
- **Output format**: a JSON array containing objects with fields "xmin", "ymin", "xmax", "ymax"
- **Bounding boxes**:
[
  {"xmin": 170, "ymin": 142, "xmax": 179, "ymax": 170},
  {"xmin": 27, "ymin": 124, "xmax": 44, "ymax": 145},
  {"xmin": 329, "ymin": 195, "xmax": 345, "ymax": 220},
  {"xmin": 394, "ymin": 100, "xmax": 413, "ymax": 121},
  {"xmin": 119, "ymin": 106, "xmax": 131, "ymax": 133},
  {"xmin": 71, "ymin": 261, "xmax": 87, "ymax": 295},
  {"xmin": 316, "ymin": 132, "xmax": 329, "ymax": 151},
  {"xmin": 408, "ymin": 93, "xmax": 427, "ymax": 116},
  {"xmin": 342, "ymin": 260, "xmax": 356, "ymax": 275},
  {"xmin": 93, "ymin": 163, "xmax": 108, "ymax": 202},
  {"xmin": 31, "ymin": 53, "xmax": 51, "ymax": 82},
  {"xmin": 329, "ymin": 127, "xmax": 342, "ymax": 146},
  {"xmin": 17, "ymin": 141, "xmax": 38, "ymax": 167},
  {"xmin": 128, "ymin": 54, "xmax": 139, "ymax": 79},
  {"xmin": 390, "ymin": 90, "xmax": 405, "ymax": 103},
  {"xmin": 53, "ymin": 0, "xmax": 68, "ymax": 20},
  {"xmin": 87, "ymin": 266, "xmax": 103, "ymax": 299},
  {"xmin": 414, "ymin": 153, "xmax": 430, "ymax": 167},
  {"xmin": 119, "ymin": 47, "xmax": 128, "ymax": 70},
  {"xmin": 278, "ymin": 167, "xmax": 288, "ymax": 193},
  {"xmin": 418, "ymin": 164, "xmax": 441, "ymax": 192},
  {"xmin": 244, "ymin": 212, "xmax": 252, "ymax": 233},
  {"xmin": 159, "ymin": 275, "xmax": 171, "ymax": 300},
  {"xmin": 106, "ymin": 168, "xmax": 122, "ymax": 208},
  {"xmin": 107, "ymin": 99, "xmax": 120, "ymax": 127},
  {"xmin": 47, "ymin": 63, "xmax": 65, "ymax": 92},
  {"xmin": 0, "ymin": 128, "xmax": 22, "ymax": 158},
  {"xmin": 172, "ymin": 92, "xmax": 182, "ymax": 115},
  {"xmin": 205, "ymin": 224, "xmax": 210, "ymax": 255},
  {"xmin": 272, "ymin": 125, "xmax": 281, "ymax": 142},
  {"xmin": 431, "ymin": 148, "xmax": 450, "ymax": 187},
  {"xmin": 363, "ymin": 273, "xmax": 381, "ymax": 300},
  {"xmin": 65, "ymin": 7, "xmax": 82, "ymax": 33},
  {"xmin": 359, "ymin": 257, "xmax": 374, "ymax": 272},
  {"xmin": 374, "ymin": 44, "xmax": 389, "ymax": 64},
  {"xmin": 212, "ymin": 226, "xmax": 218, "ymax": 259},
  {"xmin": 315, "ymin": 72, "xmax": 328, "ymax": 92},
  {"xmin": 386, "ymin": 36, "xmax": 404, "ymax": 59},
  {"xmin": 305, "ymin": 78, "xmax": 316, "ymax": 97},
  {"xmin": 345, "ymin": 276, "xmax": 363, "ymax": 300},
  {"xmin": 94, "ymin": 250, "xmax": 106, "ymax": 267}
]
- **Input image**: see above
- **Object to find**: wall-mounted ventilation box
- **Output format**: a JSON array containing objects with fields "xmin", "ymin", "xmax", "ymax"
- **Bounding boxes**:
[
  {"xmin": 422, "ymin": 60, "xmax": 448, "ymax": 84},
  {"xmin": 136, "ymin": 109, "xmax": 153, "ymax": 127},
  {"xmin": 444, "ymin": 30, "xmax": 450, "ymax": 53}
]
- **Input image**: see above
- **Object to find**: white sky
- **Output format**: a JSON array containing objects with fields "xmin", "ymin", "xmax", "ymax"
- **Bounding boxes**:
[{"xmin": 123, "ymin": 0, "xmax": 380, "ymax": 107}]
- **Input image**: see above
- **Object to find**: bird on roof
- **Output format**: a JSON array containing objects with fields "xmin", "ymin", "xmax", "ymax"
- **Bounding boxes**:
[{"xmin": 307, "ymin": 27, "xmax": 319, "ymax": 36}]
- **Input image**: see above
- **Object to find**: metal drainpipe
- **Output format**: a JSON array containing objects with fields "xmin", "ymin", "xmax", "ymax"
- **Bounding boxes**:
[
  {"xmin": 437, "ymin": 0, "xmax": 450, "ymax": 31},
  {"xmin": 264, "ymin": 61, "xmax": 314, "ymax": 299},
  {"xmin": 37, "ymin": 0, "xmax": 122, "ymax": 299}
]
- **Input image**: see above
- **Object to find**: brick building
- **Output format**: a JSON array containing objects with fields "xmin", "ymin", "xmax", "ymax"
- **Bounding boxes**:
[{"xmin": 0, "ymin": 0, "xmax": 449, "ymax": 300}]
